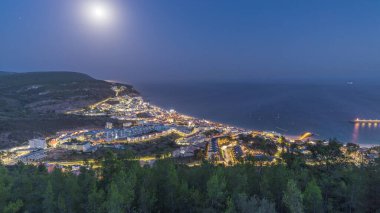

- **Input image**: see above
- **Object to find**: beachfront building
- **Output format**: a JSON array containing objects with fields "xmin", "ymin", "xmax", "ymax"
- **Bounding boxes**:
[
  {"xmin": 61, "ymin": 141, "xmax": 92, "ymax": 152},
  {"xmin": 105, "ymin": 122, "xmax": 113, "ymax": 129},
  {"xmin": 123, "ymin": 122, "xmax": 133, "ymax": 128},
  {"xmin": 19, "ymin": 150, "xmax": 46, "ymax": 163},
  {"xmin": 28, "ymin": 138, "xmax": 47, "ymax": 150},
  {"xmin": 176, "ymin": 135, "xmax": 206, "ymax": 145},
  {"xmin": 172, "ymin": 146, "xmax": 198, "ymax": 158}
]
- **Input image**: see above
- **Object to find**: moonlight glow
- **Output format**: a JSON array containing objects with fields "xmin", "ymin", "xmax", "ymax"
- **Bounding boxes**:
[
  {"xmin": 83, "ymin": 1, "xmax": 115, "ymax": 27},
  {"xmin": 91, "ymin": 4, "xmax": 108, "ymax": 21}
]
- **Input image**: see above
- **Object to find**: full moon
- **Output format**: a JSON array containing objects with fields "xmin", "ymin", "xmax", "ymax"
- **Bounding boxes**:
[
  {"xmin": 92, "ymin": 4, "xmax": 108, "ymax": 21},
  {"xmin": 83, "ymin": 1, "xmax": 115, "ymax": 27}
]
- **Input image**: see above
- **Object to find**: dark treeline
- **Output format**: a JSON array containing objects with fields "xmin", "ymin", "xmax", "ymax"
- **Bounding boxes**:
[{"xmin": 0, "ymin": 151, "xmax": 379, "ymax": 213}]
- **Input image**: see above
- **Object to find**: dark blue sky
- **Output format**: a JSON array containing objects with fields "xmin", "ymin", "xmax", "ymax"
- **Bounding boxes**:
[{"xmin": 1, "ymin": 0, "xmax": 380, "ymax": 83}]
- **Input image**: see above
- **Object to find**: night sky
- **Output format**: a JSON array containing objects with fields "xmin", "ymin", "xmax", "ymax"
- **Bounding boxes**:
[{"xmin": 1, "ymin": 0, "xmax": 380, "ymax": 83}]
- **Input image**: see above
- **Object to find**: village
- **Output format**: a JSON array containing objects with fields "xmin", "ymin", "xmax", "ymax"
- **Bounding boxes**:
[{"xmin": 0, "ymin": 87, "xmax": 378, "ymax": 173}]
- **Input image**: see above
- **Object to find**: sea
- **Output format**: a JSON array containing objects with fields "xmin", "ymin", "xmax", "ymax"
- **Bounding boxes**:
[{"xmin": 135, "ymin": 81, "xmax": 380, "ymax": 146}]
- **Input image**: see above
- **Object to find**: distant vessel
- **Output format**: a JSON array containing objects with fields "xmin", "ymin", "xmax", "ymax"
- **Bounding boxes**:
[{"xmin": 347, "ymin": 81, "xmax": 354, "ymax": 85}]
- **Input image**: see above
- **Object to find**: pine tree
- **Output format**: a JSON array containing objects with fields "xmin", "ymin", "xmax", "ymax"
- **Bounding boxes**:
[
  {"xmin": 138, "ymin": 183, "xmax": 157, "ymax": 213},
  {"xmin": 258, "ymin": 198, "xmax": 276, "ymax": 213},
  {"xmin": 225, "ymin": 197, "xmax": 236, "ymax": 213},
  {"xmin": 57, "ymin": 193, "xmax": 67, "ymax": 213},
  {"xmin": 43, "ymin": 181, "xmax": 55, "ymax": 213},
  {"xmin": 207, "ymin": 169, "xmax": 227, "ymax": 210},
  {"xmin": 105, "ymin": 182, "xmax": 124, "ymax": 213},
  {"xmin": 77, "ymin": 167, "xmax": 97, "ymax": 212},
  {"xmin": 62, "ymin": 175, "xmax": 80, "ymax": 212},
  {"xmin": 235, "ymin": 193, "xmax": 259, "ymax": 213},
  {"xmin": 114, "ymin": 169, "xmax": 136, "ymax": 211},
  {"xmin": 3, "ymin": 200, "xmax": 23, "ymax": 213},
  {"xmin": 283, "ymin": 179, "xmax": 304, "ymax": 213},
  {"xmin": 0, "ymin": 166, "xmax": 11, "ymax": 212},
  {"xmin": 162, "ymin": 162, "xmax": 180, "ymax": 212},
  {"xmin": 303, "ymin": 180, "xmax": 322, "ymax": 213},
  {"xmin": 88, "ymin": 186, "xmax": 105, "ymax": 213}
]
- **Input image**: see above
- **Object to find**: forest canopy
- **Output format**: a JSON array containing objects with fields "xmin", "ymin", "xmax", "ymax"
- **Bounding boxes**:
[{"xmin": 0, "ymin": 150, "xmax": 379, "ymax": 213}]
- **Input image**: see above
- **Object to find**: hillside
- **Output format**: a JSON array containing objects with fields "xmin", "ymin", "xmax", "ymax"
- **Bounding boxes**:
[
  {"xmin": 0, "ymin": 71, "xmax": 138, "ymax": 148},
  {"xmin": 0, "ymin": 71, "xmax": 15, "ymax": 76}
]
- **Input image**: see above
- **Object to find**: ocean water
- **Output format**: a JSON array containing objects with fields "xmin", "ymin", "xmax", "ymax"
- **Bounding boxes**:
[{"xmin": 135, "ymin": 82, "xmax": 380, "ymax": 146}]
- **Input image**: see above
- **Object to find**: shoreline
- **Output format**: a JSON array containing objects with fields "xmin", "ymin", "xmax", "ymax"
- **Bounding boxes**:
[{"xmin": 103, "ymin": 77, "xmax": 380, "ymax": 148}]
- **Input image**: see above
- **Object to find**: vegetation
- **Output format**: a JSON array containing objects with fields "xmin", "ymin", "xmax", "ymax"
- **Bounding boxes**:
[
  {"xmin": 0, "ymin": 149, "xmax": 379, "ymax": 213},
  {"xmin": 0, "ymin": 72, "xmax": 138, "ymax": 148},
  {"xmin": 240, "ymin": 135, "xmax": 277, "ymax": 155},
  {"xmin": 112, "ymin": 133, "xmax": 180, "ymax": 158},
  {"xmin": 203, "ymin": 129, "xmax": 220, "ymax": 137}
]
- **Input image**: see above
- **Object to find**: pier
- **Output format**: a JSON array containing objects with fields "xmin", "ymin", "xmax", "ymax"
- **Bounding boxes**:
[{"xmin": 351, "ymin": 118, "xmax": 380, "ymax": 124}]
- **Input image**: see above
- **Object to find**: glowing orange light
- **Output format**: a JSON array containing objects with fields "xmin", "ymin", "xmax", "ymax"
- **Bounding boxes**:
[{"xmin": 352, "ymin": 123, "xmax": 359, "ymax": 144}]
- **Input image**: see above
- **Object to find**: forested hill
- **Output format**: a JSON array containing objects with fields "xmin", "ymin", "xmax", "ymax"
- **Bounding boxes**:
[
  {"xmin": 0, "ymin": 71, "xmax": 138, "ymax": 148},
  {"xmin": 0, "ymin": 153, "xmax": 379, "ymax": 212}
]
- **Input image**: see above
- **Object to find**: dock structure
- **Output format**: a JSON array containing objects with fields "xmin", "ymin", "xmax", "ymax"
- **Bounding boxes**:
[{"xmin": 351, "ymin": 119, "xmax": 380, "ymax": 124}]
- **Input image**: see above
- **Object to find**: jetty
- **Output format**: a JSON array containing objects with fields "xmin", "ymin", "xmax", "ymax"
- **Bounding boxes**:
[{"xmin": 351, "ymin": 118, "xmax": 380, "ymax": 124}]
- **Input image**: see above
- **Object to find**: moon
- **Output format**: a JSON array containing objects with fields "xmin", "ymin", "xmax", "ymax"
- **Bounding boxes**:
[
  {"xmin": 76, "ymin": 0, "xmax": 124, "ymax": 37},
  {"xmin": 92, "ymin": 4, "xmax": 108, "ymax": 20},
  {"xmin": 83, "ymin": 1, "xmax": 115, "ymax": 27}
]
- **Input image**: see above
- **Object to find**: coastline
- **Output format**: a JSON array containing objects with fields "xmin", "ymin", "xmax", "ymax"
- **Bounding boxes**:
[{"xmin": 135, "ymin": 81, "xmax": 380, "ymax": 146}]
